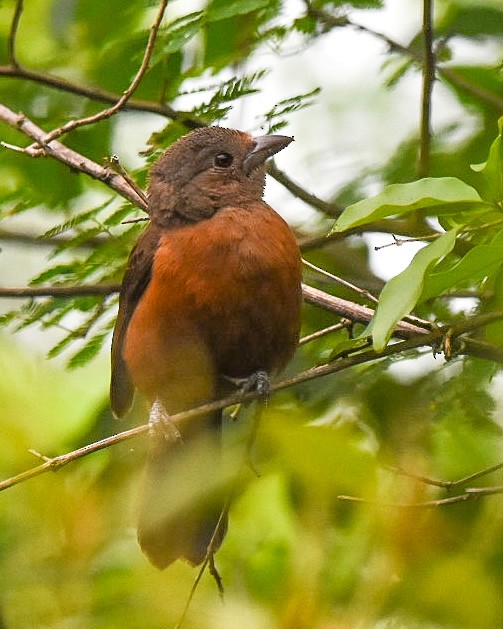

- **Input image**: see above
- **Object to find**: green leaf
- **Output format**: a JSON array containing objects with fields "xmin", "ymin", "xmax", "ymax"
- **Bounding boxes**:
[
  {"xmin": 259, "ymin": 88, "xmax": 321, "ymax": 133},
  {"xmin": 192, "ymin": 72, "xmax": 266, "ymax": 123},
  {"xmin": 371, "ymin": 229, "xmax": 459, "ymax": 352},
  {"xmin": 67, "ymin": 329, "xmax": 111, "ymax": 369},
  {"xmin": 156, "ymin": 12, "xmax": 204, "ymax": 58},
  {"xmin": 42, "ymin": 206, "xmax": 104, "ymax": 239},
  {"xmin": 332, "ymin": 178, "xmax": 484, "ymax": 233},
  {"xmin": 471, "ymin": 116, "xmax": 503, "ymax": 203},
  {"xmin": 329, "ymin": 336, "xmax": 371, "ymax": 360},
  {"xmin": 30, "ymin": 263, "xmax": 79, "ymax": 286},
  {"xmin": 436, "ymin": 5, "xmax": 503, "ymax": 40},
  {"xmin": 206, "ymin": 0, "xmax": 270, "ymax": 21},
  {"xmin": 421, "ymin": 244, "xmax": 503, "ymax": 302}
]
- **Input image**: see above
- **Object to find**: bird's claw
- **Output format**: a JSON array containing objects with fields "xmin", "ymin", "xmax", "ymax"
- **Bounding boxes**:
[
  {"xmin": 149, "ymin": 399, "xmax": 182, "ymax": 444},
  {"xmin": 240, "ymin": 370, "xmax": 270, "ymax": 398}
]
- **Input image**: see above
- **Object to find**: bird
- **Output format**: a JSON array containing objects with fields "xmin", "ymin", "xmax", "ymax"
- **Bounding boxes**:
[{"xmin": 110, "ymin": 126, "xmax": 302, "ymax": 569}]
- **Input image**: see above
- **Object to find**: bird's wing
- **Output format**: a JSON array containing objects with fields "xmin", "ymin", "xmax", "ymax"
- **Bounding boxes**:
[{"xmin": 110, "ymin": 224, "xmax": 161, "ymax": 418}]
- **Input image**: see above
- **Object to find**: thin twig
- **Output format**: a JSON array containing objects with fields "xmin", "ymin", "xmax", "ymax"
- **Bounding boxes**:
[
  {"xmin": 267, "ymin": 161, "xmax": 341, "ymax": 217},
  {"xmin": 40, "ymin": 0, "xmax": 170, "ymax": 143},
  {"xmin": 175, "ymin": 500, "xmax": 231, "ymax": 628},
  {"xmin": 348, "ymin": 17, "xmax": 503, "ymax": 112},
  {"xmin": 374, "ymin": 232, "xmax": 440, "ymax": 250},
  {"xmin": 386, "ymin": 461, "xmax": 503, "ymax": 490},
  {"xmin": 0, "ymin": 284, "xmax": 120, "ymax": 298},
  {"xmin": 0, "ymin": 228, "xmax": 107, "ymax": 249},
  {"xmin": 340, "ymin": 460, "xmax": 503, "ymax": 507},
  {"xmin": 176, "ymin": 402, "xmax": 265, "ymax": 626},
  {"xmin": 298, "ymin": 321, "xmax": 351, "ymax": 345},
  {"xmin": 418, "ymin": 0, "xmax": 435, "ymax": 177},
  {"xmin": 8, "ymin": 0, "xmax": 24, "ymax": 68},
  {"xmin": 303, "ymin": 258, "xmax": 379, "ymax": 304},
  {"xmin": 108, "ymin": 156, "xmax": 148, "ymax": 206},
  {"xmin": 337, "ymin": 491, "xmax": 483, "ymax": 508}
]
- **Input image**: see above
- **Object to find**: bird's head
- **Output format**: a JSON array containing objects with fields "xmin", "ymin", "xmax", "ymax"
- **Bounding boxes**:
[{"xmin": 147, "ymin": 127, "xmax": 293, "ymax": 225}]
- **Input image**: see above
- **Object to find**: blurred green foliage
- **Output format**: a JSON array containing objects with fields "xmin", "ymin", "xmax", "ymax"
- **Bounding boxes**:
[{"xmin": 1, "ymin": 0, "xmax": 503, "ymax": 627}]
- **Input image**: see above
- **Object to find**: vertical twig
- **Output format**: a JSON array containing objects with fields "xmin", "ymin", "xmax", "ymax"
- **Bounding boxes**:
[
  {"xmin": 8, "ymin": 0, "xmax": 24, "ymax": 68},
  {"xmin": 418, "ymin": 0, "xmax": 435, "ymax": 177}
]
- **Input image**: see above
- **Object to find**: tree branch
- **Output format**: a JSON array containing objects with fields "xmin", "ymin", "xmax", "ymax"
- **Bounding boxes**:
[
  {"xmin": 0, "ymin": 103, "xmax": 147, "ymax": 210},
  {"xmin": 418, "ymin": 0, "xmax": 435, "ymax": 177},
  {"xmin": 0, "ymin": 284, "xmax": 120, "ymax": 298},
  {"xmin": 267, "ymin": 161, "xmax": 341, "ymax": 217},
  {"xmin": 8, "ymin": 0, "xmax": 23, "ymax": 68},
  {"xmin": 41, "ymin": 0, "xmax": 170, "ymax": 143},
  {"xmin": 2, "ymin": 279, "xmax": 503, "ymax": 362},
  {"xmin": 308, "ymin": 5, "xmax": 503, "ymax": 113},
  {"xmin": 0, "ymin": 63, "xmax": 203, "ymax": 126},
  {"xmin": 0, "ymin": 228, "xmax": 107, "ymax": 249},
  {"xmin": 1, "ymin": 308, "xmax": 502, "ymax": 493}
]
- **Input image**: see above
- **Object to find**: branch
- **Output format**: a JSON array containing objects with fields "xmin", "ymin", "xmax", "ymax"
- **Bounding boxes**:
[
  {"xmin": 418, "ymin": 0, "xmax": 434, "ymax": 177},
  {"xmin": 345, "ymin": 16, "xmax": 503, "ymax": 112},
  {"xmin": 267, "ymin": 161, "xmax": 341, "ymax": 217},
  {"xmin": 337, "ymin": 488, "xmax": 493, "ymax": 508},
  {"xmin": 8, "ymin": 0, "xmax": 23, "ymax": 68},
  {"xmin": 0, "ymin": 284, "xmax": 120, "ymax": 298},
  {"xmin": 0, "ymin": 425, "xmax": 148, "ymax": 492},
  {"xmin": 0, "ymin": 227, "xmax": 107, "ymax": 249},
  {"xmin": 301, "ymin": 283, "xmax": 430, "ymax": 336},
  {"xmin": 0, "ymin": 64, "xmax": 203, "ymax": 126},
  {"xmin": 302, "ymin": 283, "xmax": 503, "ymax": 363},
  {"xmin": 339, "ymin": 460, "xmax": 503, "ymax": 508},
  {"xmin": 1, "ymin": 307, "xmax": 502, "ymax": 493},
  {"xmin": 2, "ymin": 279, "xmax": 503, "ymax": 362},
  {"xmin": 0, "ymin": 103, "xmax": 147, "ymax": 210},
  {"xmin": 41, "ymin": 0, "xmax": 170, "ymax": 143}
]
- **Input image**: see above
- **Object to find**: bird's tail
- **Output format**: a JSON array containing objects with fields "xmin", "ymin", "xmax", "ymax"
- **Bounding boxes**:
[{"xmin": 137, "ymin": 403, "xmax": 227, "ymax": 569}]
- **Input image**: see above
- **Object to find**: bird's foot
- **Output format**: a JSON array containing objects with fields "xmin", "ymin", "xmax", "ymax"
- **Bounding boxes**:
[
  {"xmin": 241, "ymin": 370, "xmax": 270, "ymax": 398},
  {"xmin": 149, "ymin": 399, "xmax": 182, "ymax": 444},
  {"xmin": 223, "ymin": 371, "xmax": 270, "ymax": 398}
]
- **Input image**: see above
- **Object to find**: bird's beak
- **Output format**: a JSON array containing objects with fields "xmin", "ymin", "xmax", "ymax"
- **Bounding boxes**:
[{"xmin": 243, "ymin": 134, "xmax": 293, "ymax": 176}]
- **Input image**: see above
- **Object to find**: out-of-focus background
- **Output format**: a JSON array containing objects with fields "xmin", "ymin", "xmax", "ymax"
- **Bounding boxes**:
[{"xmin": 1, "ymin": 0, "xmax": 503, "ymax": 627}]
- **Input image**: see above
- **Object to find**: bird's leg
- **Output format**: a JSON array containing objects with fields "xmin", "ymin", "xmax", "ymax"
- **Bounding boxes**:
[
  {"xmin": 240, "ymin": 370, "xmax": 270, "ymax": 398},
  {"xmin": 149, "ymin": 398, "xmax": 183, "ymax": 445},
  {"xmin": 223, "ymin": 369, "xmax": 270, "ymax": 400}
]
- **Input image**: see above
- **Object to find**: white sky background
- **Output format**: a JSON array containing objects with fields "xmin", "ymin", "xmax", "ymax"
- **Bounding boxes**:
[{"xmin": 1, "ymin": 0, "xmax": 500, "ymax": 358}]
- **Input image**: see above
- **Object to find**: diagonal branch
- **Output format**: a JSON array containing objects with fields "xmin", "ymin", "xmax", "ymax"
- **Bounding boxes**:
[
  {"xmin": 267, "ymin": 161, "xmax": 341, "ymax": 217},
  {"xmin": 0, "ymin": 64, "xmax": 203, "ymax": 125},
  {"xmin": 0, "ymin": 103, "xmax": 147, "ymax": 210},
  {"xmin": 1, "ymin": 309, "xmax": 503, "ymax": 493},
  {"xmin": 41, "ymin": 0, "xmax": 170, "ymax": 144},
  {"xmin": 308, "ymin": 4, "xmax": 503, "ymax": 113},
  {"xmin": 2, "ymin": 280, "xmax": 503, "ymax": 362}
]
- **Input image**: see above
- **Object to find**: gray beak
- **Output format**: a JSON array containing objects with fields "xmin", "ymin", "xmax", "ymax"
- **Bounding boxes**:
[{"xmin": 243, "ymin": 134, "xmax": 293, "ymax": 176}]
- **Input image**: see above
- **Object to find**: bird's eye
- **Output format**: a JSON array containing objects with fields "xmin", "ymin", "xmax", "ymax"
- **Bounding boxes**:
[{"xmin": 214, "ymin": 152, "xmax": 234, "ymax": 168}]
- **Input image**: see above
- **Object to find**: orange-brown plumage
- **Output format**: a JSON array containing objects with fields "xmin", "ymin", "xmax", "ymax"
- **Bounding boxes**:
[{"xmin": 110, "ymin": 127, "xmax": 302, "ymax": 569}]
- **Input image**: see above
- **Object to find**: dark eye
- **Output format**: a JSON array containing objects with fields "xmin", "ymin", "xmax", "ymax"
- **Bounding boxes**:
[{"xmin": 214, "ymin": 152, "xmax": 234, "ymax": 168}]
